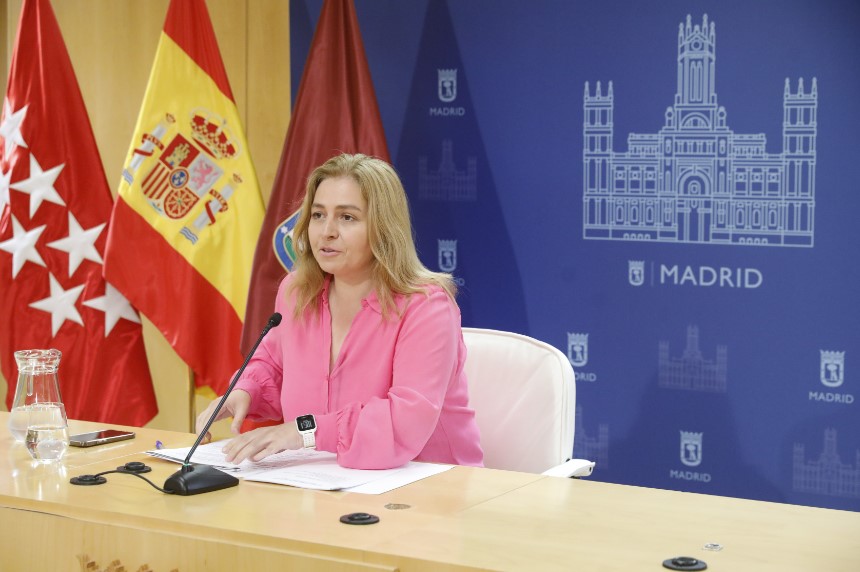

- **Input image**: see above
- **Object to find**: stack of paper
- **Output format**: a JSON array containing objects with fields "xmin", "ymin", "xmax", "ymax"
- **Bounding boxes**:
[{"xmin": 146, "ymin": 440, "xmax": 452, "ymax": 494}]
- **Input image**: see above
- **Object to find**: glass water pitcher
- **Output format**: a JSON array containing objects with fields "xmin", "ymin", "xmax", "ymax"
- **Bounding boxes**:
[{"xmin": 7, "ymin": 349, "xmax": 69, "ymax": 462}]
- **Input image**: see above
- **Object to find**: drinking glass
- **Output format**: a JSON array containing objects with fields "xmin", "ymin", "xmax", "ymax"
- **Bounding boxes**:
[{"xmin": 25, "ymin": 403, "xmax": 69, "ymax": 463}]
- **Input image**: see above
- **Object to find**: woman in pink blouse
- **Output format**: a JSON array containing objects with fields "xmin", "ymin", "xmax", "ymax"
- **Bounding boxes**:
[{"xmin": 196, "ymin": 154, "xmax": 483, "ymax": 470}]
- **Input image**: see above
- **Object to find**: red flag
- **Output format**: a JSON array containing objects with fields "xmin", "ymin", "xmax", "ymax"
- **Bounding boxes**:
[
  {"xmin": 103, "ymin": 0, "xmax": 265, "ymax": 394},
  {"xmin": 0, "ymin": 0, "xmax": 157, "ymax": 425},
  {"xmin": 242, "ymin": 0, "xmax": 390, "ymax": 350}
]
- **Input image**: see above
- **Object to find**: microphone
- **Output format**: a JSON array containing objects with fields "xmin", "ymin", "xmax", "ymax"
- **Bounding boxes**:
[{"xmin": 163, "ymin": 312, "xmax": 283, "ymax": 495}]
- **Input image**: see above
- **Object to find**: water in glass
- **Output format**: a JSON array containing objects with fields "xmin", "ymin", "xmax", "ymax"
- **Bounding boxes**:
[{"xmin": 25, "ymin": 406, "xmax": 70, "ymax": 463}]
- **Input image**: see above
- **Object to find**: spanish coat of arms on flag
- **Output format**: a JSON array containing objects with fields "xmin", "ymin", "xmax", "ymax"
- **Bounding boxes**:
[{"xmin": 105, "ymin": 0, "xmax": 264, "ymax": 394}]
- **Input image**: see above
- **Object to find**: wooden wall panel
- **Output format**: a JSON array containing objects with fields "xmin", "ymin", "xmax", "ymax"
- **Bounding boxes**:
[
  {"xmin": 248, "ymin": 0, "xmax": 293, "ymax": 200},
  {"xmin": 0, "ymin": 0, "xmax": 292, "ymax": 433}
]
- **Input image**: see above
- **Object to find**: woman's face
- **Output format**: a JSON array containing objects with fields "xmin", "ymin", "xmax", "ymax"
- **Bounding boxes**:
[{"xmin": 308, "ymin": 176, "xmax": 374, "ymax": 284}]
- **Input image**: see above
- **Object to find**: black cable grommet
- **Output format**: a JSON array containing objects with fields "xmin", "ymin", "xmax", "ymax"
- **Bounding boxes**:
[
  {"xmin": 117, "ymin": 461, "xmax": 151, "ymax": 474},
  {"xmin": 70, "ymin": 474, "xmax": 107, "ymax": 486},
  {"xmin": 339, "ymin": 512, "xmax": 379, "ymax": 525},
  {"xmin": 663, "ymin": 556, "xmax": 707, "ymax": 570}
]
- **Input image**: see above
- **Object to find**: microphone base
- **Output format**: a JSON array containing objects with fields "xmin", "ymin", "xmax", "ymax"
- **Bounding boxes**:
[{"xmin": 163, "ymin": 464, "xmax": 239, "ymax": 495}]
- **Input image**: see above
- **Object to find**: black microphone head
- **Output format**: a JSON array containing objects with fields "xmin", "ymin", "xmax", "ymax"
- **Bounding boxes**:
[{"xmin": 268, "ymin": 312, "xmax": 283, "ymax": 328}]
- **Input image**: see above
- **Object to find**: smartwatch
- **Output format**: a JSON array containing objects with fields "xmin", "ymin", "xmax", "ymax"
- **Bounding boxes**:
[{"xmin": 295, "ymin": 414, "xmax": 317, "ymax": 449}]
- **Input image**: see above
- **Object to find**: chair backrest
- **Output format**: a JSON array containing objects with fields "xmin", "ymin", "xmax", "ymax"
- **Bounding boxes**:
[{"xmin": 462, "ymin": 328, "xmax": 576, "ymax": 474}]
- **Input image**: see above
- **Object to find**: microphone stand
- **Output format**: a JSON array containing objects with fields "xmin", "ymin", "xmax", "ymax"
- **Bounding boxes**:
[{"xmin": 164, "ymin": 313, "xmax": 282, "ymax": 495}]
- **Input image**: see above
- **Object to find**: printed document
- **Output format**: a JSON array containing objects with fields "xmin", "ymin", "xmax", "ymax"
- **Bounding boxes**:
[{"xmin": 146, "ymin": 440, "xmax": 451, "ymax": 493}]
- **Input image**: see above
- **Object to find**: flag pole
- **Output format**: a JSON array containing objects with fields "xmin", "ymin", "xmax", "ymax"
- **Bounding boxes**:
[{"xmin": 188, "ymin": 366, "xmax": 196, "ymax": 432}]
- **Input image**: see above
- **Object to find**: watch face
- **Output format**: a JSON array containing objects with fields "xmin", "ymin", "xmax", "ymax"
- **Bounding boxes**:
[{"xmin": 296, "ymin": 414, "xmax": 316, "ymax": 432}]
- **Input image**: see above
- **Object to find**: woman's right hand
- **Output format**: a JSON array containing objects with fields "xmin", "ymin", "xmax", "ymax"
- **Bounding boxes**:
[{"xmin": 194, "ymin": 390, "xmax": 251, "ymax": 442}]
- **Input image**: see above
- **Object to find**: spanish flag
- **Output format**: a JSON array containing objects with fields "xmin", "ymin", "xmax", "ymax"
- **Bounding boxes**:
[{"xmin": 104, "ymin": 0, "xmax": 264, "ymax": 394}]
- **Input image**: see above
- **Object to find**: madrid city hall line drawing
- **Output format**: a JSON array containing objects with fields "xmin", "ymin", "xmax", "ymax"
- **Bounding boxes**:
[{"xmin": 583, "ymin": 15, "xmax": 817, "ymax": 247}]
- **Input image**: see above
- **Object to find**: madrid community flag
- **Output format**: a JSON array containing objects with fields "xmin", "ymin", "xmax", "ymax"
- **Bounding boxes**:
[
  {"xmin": 242, "ymin": 0, "xmax": 389, "ymax": 350},
  {"xmin": 104, "ymin": 0, "xmax": 264, "ymax": 394},
  {"xmin": 0, "ymin": 0, "xmax": 157, "ymax": 425}
]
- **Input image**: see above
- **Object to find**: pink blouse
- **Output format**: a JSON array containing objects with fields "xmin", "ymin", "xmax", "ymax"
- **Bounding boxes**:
[{"xmin": 235, "ymin": 275, "xmax": 484, "ymax": 469}]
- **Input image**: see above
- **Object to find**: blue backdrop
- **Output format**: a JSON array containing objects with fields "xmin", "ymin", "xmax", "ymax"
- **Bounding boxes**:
[{"xmin": 291, "ymin": 0, "xmax": 860, "ymax": 511}]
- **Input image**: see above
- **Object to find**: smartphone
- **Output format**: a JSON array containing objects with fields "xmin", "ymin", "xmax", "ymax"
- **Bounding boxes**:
[{"xmin": 69, "ymin": 429, "xmax": 136, "ymax": 448}]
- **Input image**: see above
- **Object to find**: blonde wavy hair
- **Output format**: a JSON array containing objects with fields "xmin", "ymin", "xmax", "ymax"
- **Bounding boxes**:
[{"xmin": 287, "ymin": 153, "xmax": 455, "ymax": 318}]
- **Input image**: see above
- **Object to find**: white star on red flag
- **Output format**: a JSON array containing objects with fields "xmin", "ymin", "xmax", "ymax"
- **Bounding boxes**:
[
  {"xmin": 28, "ymin": 272, "xmax": 85, "ymax": 337},
  {"xmin": 46, "ymin": 212, "xmax": 105, "ymax": 276},
  {"xmin": 9, "ymin": 154, "xmax": 66, "ymax": 217},
  {"xmin": 83, "ymin": 282, "xmax": 141, "ymax": 336},
  {"xmin": 0, "ymin": 100, "xmax": 28, "ymax": 156},
  {"xmin": 0, "ymin": 214, "xmax": 47, "ymax": 277},
  {"xmin": 0, "ymin": 167, "xmax": 11, "ymax": 211}
]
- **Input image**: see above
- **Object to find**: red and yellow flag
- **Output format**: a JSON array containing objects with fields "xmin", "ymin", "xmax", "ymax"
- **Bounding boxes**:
[
  {"xmin": 105, "ymin": 0, "xmax": 264, "ymax": 394},
  {"xmin": 0, "ymin": 0, "xmax": 156, "ymax": 425},
  {"xmin": 242, "ymin": 0, "xmax": 389, "ymax": 350}
]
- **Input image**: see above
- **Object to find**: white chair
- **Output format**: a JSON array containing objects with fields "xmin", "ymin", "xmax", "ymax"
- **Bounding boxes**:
[{"xmin": 462, "ymin": 328, "xmax": 595, "ymax": 477}]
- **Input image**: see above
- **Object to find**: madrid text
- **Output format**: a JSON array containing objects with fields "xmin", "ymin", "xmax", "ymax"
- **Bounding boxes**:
[
  {"xmin": 660, "ymin": 264, "xmax": 762, "ymax": 288},
  {"xmin": 429, "ymin": 106, "xmax": 466, "ymax": 117},
  {"xmin": 808, "ymin": 391, "xmax": 854, "ymax": 404},
  {"xmin": 575, "ymin": 371, "xmax": 597, "ymax": 383},
  {"xmin": 670, "ymin": 469, "xmax": 712, "ymax": 482}
]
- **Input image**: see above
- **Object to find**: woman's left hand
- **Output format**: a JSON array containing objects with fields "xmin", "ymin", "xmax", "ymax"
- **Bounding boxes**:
[{"xmin": 221, "ymin": 423, "xmax": 303, "ymax": 464}]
